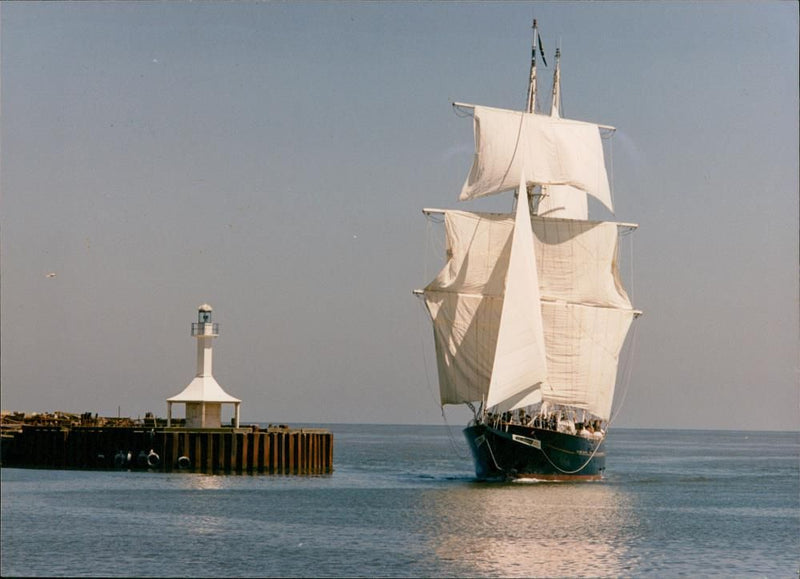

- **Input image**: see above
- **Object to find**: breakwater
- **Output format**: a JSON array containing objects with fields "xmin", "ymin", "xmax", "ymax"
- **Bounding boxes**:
[{"xmin": 1, "ymin": 423, "xmax": 333, "ymax": 475}]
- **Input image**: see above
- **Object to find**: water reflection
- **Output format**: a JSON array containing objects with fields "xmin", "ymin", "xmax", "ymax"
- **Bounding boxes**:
[
  {"xmin": 177, "ymin": 474, "xmax": 225, "ymax": 491},
  {"xmin": 170, "ymin": 475, "xmax": 230, "ymax": 536},
  {"xmin": 422, "ymin": 482, "xmax": 639, "ymax": 577}
]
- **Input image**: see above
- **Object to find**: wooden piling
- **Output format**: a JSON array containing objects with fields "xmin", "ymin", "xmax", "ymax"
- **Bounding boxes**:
[{"xmin": 1, "ymin": 425, "xmax": 332, "ymax": 475}]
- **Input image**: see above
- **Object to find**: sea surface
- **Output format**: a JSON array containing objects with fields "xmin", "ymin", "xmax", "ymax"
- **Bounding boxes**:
[{"xmin": 1, "ymin": 425, "xmax": 798, "ymax": 578}]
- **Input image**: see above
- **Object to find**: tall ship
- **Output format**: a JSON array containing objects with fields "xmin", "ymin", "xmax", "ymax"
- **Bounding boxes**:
[{"xmin": 416, "ymin": 22, "xmax": 641, "ymax": 480}]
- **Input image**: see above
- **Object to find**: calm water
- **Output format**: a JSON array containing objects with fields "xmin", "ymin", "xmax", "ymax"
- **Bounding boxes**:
[{"xmin": 2, "ymin": 426, "xmax": 798, "ymax": 577}]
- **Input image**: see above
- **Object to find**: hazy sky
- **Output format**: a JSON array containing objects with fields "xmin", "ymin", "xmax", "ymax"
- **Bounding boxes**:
[{"xmin": 1, "ymin": 1, "xmax": 797, "ymax": 430}]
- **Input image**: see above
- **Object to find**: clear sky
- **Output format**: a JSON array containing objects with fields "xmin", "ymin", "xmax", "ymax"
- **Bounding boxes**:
[{"xmin": 1, "ymin": 1, "xmax": 797, "ymax": 431}]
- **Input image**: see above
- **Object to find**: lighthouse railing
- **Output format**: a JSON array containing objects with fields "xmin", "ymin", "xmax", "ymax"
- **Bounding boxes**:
[{"xmin": 191, "ymin": 322, "xmax": 219, "ymax": 337}]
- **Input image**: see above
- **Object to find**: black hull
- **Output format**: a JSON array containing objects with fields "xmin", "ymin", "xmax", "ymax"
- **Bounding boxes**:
[{"xmin": 464, "ymin": 423, "xmax": 605, "ymax": 481}]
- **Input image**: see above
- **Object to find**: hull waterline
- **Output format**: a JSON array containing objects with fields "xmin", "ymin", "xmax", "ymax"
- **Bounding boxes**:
[{"xmin": 464, "ymin": 423, "xmax": 605, "ymax": 481}]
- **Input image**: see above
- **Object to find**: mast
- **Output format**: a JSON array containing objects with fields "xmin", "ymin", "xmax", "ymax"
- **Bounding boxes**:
[
  {"xmin": 525, "ymin": 19, "xmax": 539, "ymax": 114},
  {"xmin": 536, "ymin": 46, "xmax": 562, "ymax": 215},
  {"xmin": 525, "ymin": 19, "xmax": 540, "ymax": 211},
  {"xmin": 550, "ymin": 47, "xmax": 561, "ymax": 118},
  {"xmin": 524, "ymin": 21, "xmax": 551, "ymax": 213}
]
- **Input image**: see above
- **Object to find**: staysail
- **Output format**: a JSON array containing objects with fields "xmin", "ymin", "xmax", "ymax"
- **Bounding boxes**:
[
  {"xmin": 484, "ymin": 172, "xmax": 548, "ymax": 411},
  {"xmin": 459, "ymin": 105, "xmax": 613, "ymax": 212}
]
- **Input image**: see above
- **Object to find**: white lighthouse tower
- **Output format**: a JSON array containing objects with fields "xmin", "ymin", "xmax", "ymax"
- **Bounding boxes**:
[{"xmin": 167, "ymin": 304, "xmax": 241, "ymax": 428}]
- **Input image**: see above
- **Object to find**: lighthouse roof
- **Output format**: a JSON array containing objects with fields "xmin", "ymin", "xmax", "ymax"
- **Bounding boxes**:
[
  {"xmin": 198, "ymin": 303, "xmax": 213, "ymax": 312},
  {"xmin": 167, "ymin": 375, "xmax": 240, "ymax": 403}
]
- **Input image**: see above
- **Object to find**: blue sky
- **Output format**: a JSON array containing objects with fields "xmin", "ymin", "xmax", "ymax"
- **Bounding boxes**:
[{"xmin": 1, "ymin": 1, "xmax": 797, "ymax": 430}]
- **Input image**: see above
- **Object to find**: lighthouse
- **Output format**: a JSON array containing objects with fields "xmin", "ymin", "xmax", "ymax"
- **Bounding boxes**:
[{"xmin": 167, "ymin": 304, "xmax": 241, "ymax": 428}]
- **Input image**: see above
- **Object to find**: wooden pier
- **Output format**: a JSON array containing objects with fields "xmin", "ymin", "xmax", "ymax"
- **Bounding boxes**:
[{"xmin": 0, "ymin": 424, "xmax": 333, "ymax": 475}]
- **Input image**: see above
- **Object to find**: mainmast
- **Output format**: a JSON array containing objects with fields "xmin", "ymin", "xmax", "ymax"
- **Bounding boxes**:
[
  {"xmin": 526, "ymin": 19, "xmax": 546, "ymax": 212},
  {"xmin": 525, "ymin": 19, "xmax": 539, "ymax": 114}
]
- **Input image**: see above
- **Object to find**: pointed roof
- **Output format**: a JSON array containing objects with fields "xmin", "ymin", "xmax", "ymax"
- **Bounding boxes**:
[{"xmin": 167, "ymin": 375, "xmax": 241, "ymax": 403}]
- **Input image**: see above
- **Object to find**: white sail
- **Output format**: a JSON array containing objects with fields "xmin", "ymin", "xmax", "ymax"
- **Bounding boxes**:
[
  {"xmin": 540, "ymin": 302, "xmax": 635, "ymax": 420},
  {"xmin": 424, "ymin": 209, "xmax": 634, "ymax": 417},
  {"xmin": 533, "ymin": 218, "xmax": 631, "ymax": 309},
  {"xmin": 534, "ymin": 49, "xmax": 593, "ymax": 221},
  {"xmin": 533, "ymin": 216, "xmax": 633, "ymax": 419},
  {"xmin": 423, "ymin": 212, "xmax": 510, "ymax": 406},
  {"xmin": 423, "ymin": 195, "xmax": 548, "ymax": 409},
  {"xmin": 536, "ymin": 184, "xmax": 589, "ymax": 219},
  {"xmin": 534, "ymin": 216, "xmax": 633, "ymax": 419},
  {"xmin": 485, "ymin": 173, "xmax": 548, "ymax": 410},
  {"xmin": 460, "ymin": 105, "xmax": 613, "ymax": 212}
]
